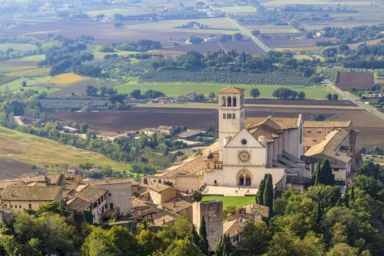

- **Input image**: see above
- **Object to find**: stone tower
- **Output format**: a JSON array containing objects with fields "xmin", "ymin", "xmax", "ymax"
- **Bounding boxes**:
[
  {"xmin": 218, "ymin": 87, "xmax": 245, "ymax": 161},
  {"xmin": 193, "ymin": 200, "xmax": 223, "ymax": 252}
]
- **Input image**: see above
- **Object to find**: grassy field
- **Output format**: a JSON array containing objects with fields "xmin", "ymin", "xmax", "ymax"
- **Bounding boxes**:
[
  {"xmin": 49, "ymin": 73, "xmax": 88, "ymax": 85},
  {"xmin": 0, "ymin": 43, "xmax": 37, "ymax": 51},
  {"xmin": 202, "ymin": 196, "xmax": 255, "ymax": 209},
  {"xmin": 4, "ymin": 68, "xmax": 50, "ymax": 77},
  {"xmin": 245, "ymin": 25, "xmax": 300, "ymax": 34},
  {"xmin": 14, "ymin": 54, "xmax": 45, "ymax": 61},
  {"xmin": 86, "ymin": 8, "xmax": 148, "ymax": 18},
  {"xmin": 276, "ymin": 46, "xmax": 324, "ymax": 52},
  {"xmin": 0, "ymin": 76, "xmax": 60, "ymax": 94},
  {"xmin": 215, "ymin": 6, "xmax": 257, "ymax": 13},
  {"xmin": 92, "ymin": 50, "xmax": 140, "ymax": 59},
  {"xmin": 0, "ymin": 126, "xmax": 130, "ymax": 171},
  {"xmin": 116, "ymin": 82, "xmax": 342, "ymax": 100},
  {"xmin": 293, "ymin": 54, "xmax": 313, "ymax": 61}
]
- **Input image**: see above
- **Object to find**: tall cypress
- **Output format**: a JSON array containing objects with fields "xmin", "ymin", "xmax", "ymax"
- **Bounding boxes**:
[
  {"xmin": 199, "ymin": 216, "xmax": 209, "ymax": 255},
  {"xmin": 256, "ymin": 174, "xmax": 267, "ymax": 205},
  {"xmin": 263, "ymin": 174, "xmax": 273, "ymax": 216},
  {"xmin": 315, "ymin": 160, "xmax": 335, "ymax": 186},
  {"xmin": 215, "ymin": 234, "xmax": 235, "ymax": 256},
  {"xmin": 349, "ymin": 184, "xmax": 355, "ymax": 204},
  {"xmin": 315, "ymin": 200, "xmax": 322, "ymax": 223},
  {"xmin": 188, "ymin": 224, "xmax": 200, "ymax": 247}
]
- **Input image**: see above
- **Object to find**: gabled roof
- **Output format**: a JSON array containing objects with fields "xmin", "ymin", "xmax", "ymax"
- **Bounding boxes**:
[
  {"xmin": 2, "ymin": 186, "xmax": 61, "ymax": 201},
  {"xmin": 218, "ymin": 87, "xmax": 245, "ymax": 94},
  {"xmin": 143, "ymin": 183, "xmax": 176, "ymax": 193},
  {"xmin": 68, "ymin": 184, "xmax": 106, "ymax": 203},
  {"xmin": 304, "ymin": 121, "xmax": 351, "ymax": 128}
]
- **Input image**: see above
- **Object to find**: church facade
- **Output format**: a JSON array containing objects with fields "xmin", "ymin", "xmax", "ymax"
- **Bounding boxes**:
[{"xmin": 203, "ymin": 87, "xmax": 306, "ymax": 191}]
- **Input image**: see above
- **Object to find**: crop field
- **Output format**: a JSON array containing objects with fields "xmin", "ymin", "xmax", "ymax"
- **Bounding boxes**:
[
  {"xmin": 14, "ymin": 55, "xmax": 46, "ymax": 61},
  {"xmin": 275, "ymin": 46, "xmax": 324, "ymax": 52},
  {"xmin": 39, "ymin": 99, "xmax": 109, "ymax": 111},
  {"xmin": 0, "ymin": 126, "xmax": 130, "ymax": 171},
  {"xmin": 216, "ymin": 6, "xmax": 257, "ymax": 13},
  {"xmin": 0, "ymin": 61, "xmax": 37, "ymax": 73},
  {"xmin": 118, "ymin": 82, "xmax": 337, "ymax": 99},
  {"xmin": 0, "ymin": 43, "xmax": 37, "ymax": 51},
  {"xmin": 202, "ymin": 196, "xmax": 255, "ymax": 208},
  {"xmin": 0, "ymin": 76, "xmax": 57, "ymax": 93},
  {"xmin": 0, "ymin": 156, "xmax": 35, "ymax": 180},
  {"xmin": 293, "ymin": 55, "xmax": 312, "ymax": 61},
  {"xmin": 170, "ymin": 40, "xmax": 265, "ymax": 55},
  {"xmin": 0, "ymin": 76, "xmax": 18, "ymax": 86},
  {"xmin": 86, "ymin": 8, "xmax": 149, "ymax": 18},
  {"xmin": 49, "ymin": 73, "xmax": 88, "ymax": 85},
  {"xmin": 135, "ymin": 18, "xmax": 238, "ymax": 31},
  {"xmin": 336, "ymin": 71, "xmax": 375, "ymax": 91},
  {"xmin": 48, "ymin": 79, "xmax": 117, "ymax": 97},
  {"xmin": 262, "ymin": 38, "xmax": 334, "ymax": 48},
  {"xmin": 4, "ymin": 67, "xmax": 50, "ymax": 77},
  {"xmin": 52, "ymin": 105, "xmax": 384, "ymax": 149},
  {"xmin": 244, "ymin": 25, "xmax": 299, "ymax": 34}
]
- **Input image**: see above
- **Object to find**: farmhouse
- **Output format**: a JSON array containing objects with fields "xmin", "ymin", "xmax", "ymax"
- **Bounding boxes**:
[{"xmin": 143, "ymin": 87, "xmax": 361, "ymax": 194}]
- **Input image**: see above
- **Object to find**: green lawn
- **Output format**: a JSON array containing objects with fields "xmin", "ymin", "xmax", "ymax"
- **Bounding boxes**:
[
  {"xmin": 0, "ymin": 76, "xmax": 61, "ymax": 94},
  {"xmin": 202, "ymin": 196, "xmax": 255, "ymax": 209},
  {"xmin": 14, "ymin": 54, "xmax": 46, "ymax": 61},
  {"xmin": 0, "ymin": 126, "xmax": 131, "ymax": 171},
  {"xmin": 115, "ymin": 82, "xmax": 342, "ymax": 100}
]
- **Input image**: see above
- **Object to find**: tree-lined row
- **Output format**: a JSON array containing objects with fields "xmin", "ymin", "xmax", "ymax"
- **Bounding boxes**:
[{"xmin": 139, "ymin": 70, "xmax": 314, "ymax": 86}]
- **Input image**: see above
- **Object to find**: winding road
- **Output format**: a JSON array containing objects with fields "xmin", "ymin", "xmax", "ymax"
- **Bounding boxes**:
[{"xmin": 325, "ymin": 79, "xmax": 384, "ymax": 120}]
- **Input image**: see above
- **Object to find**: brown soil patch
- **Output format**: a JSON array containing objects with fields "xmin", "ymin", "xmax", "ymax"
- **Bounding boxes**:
[
  {"xmin": 0, "ymin": 156, "xmax": 34, "ymax": 180},
  {"xmin": 336, "ymin": 71, "xmax": 374, "ymax": 91}
]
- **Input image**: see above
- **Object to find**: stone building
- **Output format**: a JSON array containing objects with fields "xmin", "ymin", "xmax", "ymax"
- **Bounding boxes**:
[
  {"xmin": 193, "ymin": 200, "xmax": 223, "ymax": 252},
  {"xmin": 144, "ymin": 184, "xmax": 177, "ymax": 205},
  {"xmin": 1, "ymin": 186, "xmax": 62, "ymax": 212}
]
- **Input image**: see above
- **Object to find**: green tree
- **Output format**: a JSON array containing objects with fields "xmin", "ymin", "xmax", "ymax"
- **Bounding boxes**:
[
  {"xmin": 243, "ymin": 221, "xmax": 271, "ymax": 255},
  {"xmin": 22, "ymin": 81, "xmax": 27, "ymax": 87},
  {"xmin": 163, "ymin": 238, "xmax": 204, "ymax": 256},
  {"xmin": 187, "ymin": 224, "xmax": 200, "ymax": 247},
  {"xmin": 199, "ymin": 216, "xmax": 209, "ymax": 255},
  {"xmin": 298, "ymin": 91, "xmax": 306, "ymax": 100},
  {"xmin": 36, "ymin": 200, "xmax": 66, "ymax": 216},
  {"xmin": 250, "ymin": 88, "xmax": 260, "ymax": 98},
  {"xmin": 327, "ymin": 93, "xmax": 332, "ymax": 100},
  {"xmin": 130, "ymin": 89, "xmax": 141, "ymax": 99},
  {"xmin": 215, "ymin": 234, "xmax": 235, "ymax": 256},
  {"xmin": 192, "ymin": 190, "xmax": 203, "ymax": 202},
  {"xmin": 315, "ymin": 160, "xmax": 335, "ymax": 186},
  {"xmin": 99, "ymin": 86, "xmax": 107, "ymax": 97},
  {"xmin": 256, "ymin": 174, "xmax": 267, "ymax": 205},
  {"xmin": 251, "ymin": 29, "xmax": 261, "ymax": 36},
  {"xmin": 197, "ymin": 93, "xmax": 205, "ymax": 101},
  {"xmin": 80, "ymin": 122, "xmax": 89, "ymax": 134},
  {"xmin": 326, "ymin": 243, "xmax": 359, "ymax": 256},
  {"xmin": 332, "ymin": 94, "xmax": 339, "ymax": 100},
  {"xmin": 234, "ymin": 33, "xmax": 243, "ymax": 41},
  {"xmin": 263, "ymin": 173, "xmax": 273, "ymax": 215},
  {"xmin": 209, "ymin": 92, "xmax": 215, "ymax": 99}
]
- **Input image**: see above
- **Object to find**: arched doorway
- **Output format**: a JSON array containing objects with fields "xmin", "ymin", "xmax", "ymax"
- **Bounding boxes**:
[
  {"xmin": 239, "ymin": 175, "xmax": 244, "ymax": 186},
  {"xmin": 246, "ymin": 175, "xmax": 251, "ymax": 186}
]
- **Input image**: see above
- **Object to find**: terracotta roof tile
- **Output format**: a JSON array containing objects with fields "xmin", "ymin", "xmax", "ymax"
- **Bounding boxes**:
[{"xmin": 1, "ymin": 186, "xmax": 61, "ymax": 201}]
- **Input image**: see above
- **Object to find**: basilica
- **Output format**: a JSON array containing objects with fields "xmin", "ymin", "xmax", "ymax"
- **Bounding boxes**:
[{"xmin": 143, "ymin": 87, "xmax": 361, "ymax": 194}]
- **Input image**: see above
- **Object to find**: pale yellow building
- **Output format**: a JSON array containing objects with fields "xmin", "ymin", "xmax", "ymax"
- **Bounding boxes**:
[
  {"xmin": 1, "ymin": 186, "xmax": 62, "ymax": 212},
  {"xmin": 144, "ymin": 184, "xmax": 177, "ymax": 205}
]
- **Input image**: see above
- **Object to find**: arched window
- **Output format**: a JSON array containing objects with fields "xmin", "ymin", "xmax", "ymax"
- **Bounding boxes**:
[
  {"xmin": 239, "ymin": 175, "xmax": 244, "ymax": 186},
  {"xmin": 144, "ymin": 178, "xmax": 148, "ymax": 184},
  {"xmin": 227, "ymin": 96, "xmax": 232, "ymax": 107},
  {"xmin": 222, "ymin": 96, "xmax": 226, "ymax": 106},
  {"xmin": 246, "ymin": 175, "xmax": 251, "ymax": 186},
  {"xmin": 158, "ymin": 179, "xmax": 162, "ymax": 184},
  {"xmin": 233, "ymin": 96, "xmax": 237, "ymax": 107}
]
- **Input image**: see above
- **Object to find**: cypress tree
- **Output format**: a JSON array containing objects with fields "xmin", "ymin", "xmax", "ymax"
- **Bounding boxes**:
[
  {"xmin": 256, "ymin": 174, "xmax": 267, "ymax": 205},
  {"xmin": 188, "ymin": 224, "xmax": 200, "ymax": 247},
  {"xmin": 199, "ymin": 216, "xmax": 209, "ymax": 255},
  {"xmin": 215, "ymin": 234, "xmax": 235, "ymax": 256},
  {"xmin": 263, "ymin": 174, "xmax": 273, "ymax": 216},
  {"xmin": 315, "ymin": 200, "xmax": 322, "ymax": 223},
  {"xmin": 315, "ymin": 160, "xmax": 335, "ymax": 186},
  {"xmin": 349, "ymin": 184, "xmax": 355, "ymax": 204}
]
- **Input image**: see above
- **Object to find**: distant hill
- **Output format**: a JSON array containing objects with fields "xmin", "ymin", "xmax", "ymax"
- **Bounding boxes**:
[{"xmin": 0, "ymin": 126, "xmax": 130, "ymax": 172}]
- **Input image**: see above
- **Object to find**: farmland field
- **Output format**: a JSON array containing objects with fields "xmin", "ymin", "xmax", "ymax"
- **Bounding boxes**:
[
  {"xmin": 52, "ymin": 105, "xmax": 384, "ymax": 149},
  {"xmin": 262, "ymin": 38, "xmax": 335, "ymax": 48},
  {"xmin": 170, "ymin": 40, "xmax": 265, "ymax": 55},
  {"xmin": 0, "ymin": 156, "xmax": 35, "ymax": 180},
  {"xmin": 48, "ymin": 78, "xmax": 117, "ymax": 97},
  {"xmin": 0, "ymin": 126, "xmax": 130, "ymax": 171},
  {"xmin": 244, "ymin": 25, "xmax": 299, "ymax": 34},
  {"xmin": 0, "ymin": 76, "xmax": 57, "ymax": 93},
  {"xmin": 116, "ymin": 82, "xmax": 339, "ymax": 99},
  {"xmin": 336, "ymin": 72, "xmax": 375, "ymax": 91},
  {"xmin": 49, "ymin": 73, "xmax": 88, "ymax": 85},
  {"xmin": 4, "ymin": 68, "xmax": 50, "ymax": 77}
]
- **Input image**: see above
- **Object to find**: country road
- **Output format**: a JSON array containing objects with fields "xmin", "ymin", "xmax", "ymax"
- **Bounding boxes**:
[
  {"xmin": 325, "ymin": 80, "xmax": 384, "ymax": 120},
  {"xmin": 226, "ymin": 16, "xmax": 271, "ymax": 53}
]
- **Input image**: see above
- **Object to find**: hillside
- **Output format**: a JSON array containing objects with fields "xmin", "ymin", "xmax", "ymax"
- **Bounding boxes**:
[{"xmin": 0, "ymin": 126, "xmax": 130, "ymax": 172}]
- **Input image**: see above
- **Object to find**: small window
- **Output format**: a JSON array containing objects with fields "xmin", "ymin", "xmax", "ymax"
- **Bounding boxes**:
[
  {"xmin": 19, "ymin": 205, "xmax": 21, "ymax": 209},
  {"xmin": 227, "ymin": 113, "xmax": 232, "ymax": 119},
  {"xmin": 307, "ymin": 130, "xmax": 312, "ymax": 134},
  {"xmin": 241, "ymin": 139, "xmax": 247, "ymax": 145},
  {"xmin": 317, "ymin": 130, "xmax": 322, "ymax": 134},
  {"xmin": 10, "ymin": 205, "xmax": 13, "ymax": 208},
  {"xmin": 223, "ymin": 113, "xmax": 226, "ymax": 119},
  {"xmin": 29, "ymin": 204, "xmax": 32, "ymax": 209},
  {"xmin": 109, "ymin": 193, "xmax": 112, "ymax": 196},
  {"xmin": 232, "ymin": 113, "xmax": 236, "ymax": 119},
  {"xmin": 14, "ymin": 205, "xmax": 17, "ymax": 208}
]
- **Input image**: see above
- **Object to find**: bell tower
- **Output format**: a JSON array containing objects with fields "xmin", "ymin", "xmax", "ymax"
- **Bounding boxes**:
[{"xmin": 218, "ymin": 87, "xmax": 245, "ymax": 160}]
